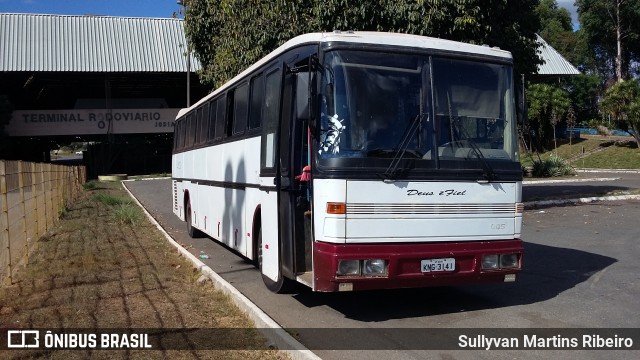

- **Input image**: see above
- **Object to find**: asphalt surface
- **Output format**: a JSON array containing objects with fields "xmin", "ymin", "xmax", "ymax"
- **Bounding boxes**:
[
  {"xmin": 522, "ymin": 171, "xmax": 640, "ymax": 202},
  {"xmin": 124, "ymin": 176, "xmax": 640, "ymax": 360}
]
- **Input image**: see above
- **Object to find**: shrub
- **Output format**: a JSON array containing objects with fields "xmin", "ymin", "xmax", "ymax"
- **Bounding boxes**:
[
  {"xmin": 83, "ymin": 180, "xmax": 98, "ymax": 190},
  {"xmin": 531, "ymin": 155, "xmax": 576, "ymax": 177},
  {"xmin": 595, "ymin": 125, "xmax": 612, "ymax": 136},
  {"xmin": 582, "ymin": 118, "xmax": 607, "ymax": 128}
]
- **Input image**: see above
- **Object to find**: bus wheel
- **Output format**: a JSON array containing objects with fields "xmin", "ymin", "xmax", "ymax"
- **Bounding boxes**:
[
  {"xmin": 185, "ymin": 199, "xmax": 204, "ymax": 238},
  {"xmin": 257, "ymin": 227, "xmax": 295, "ymax": 293}
]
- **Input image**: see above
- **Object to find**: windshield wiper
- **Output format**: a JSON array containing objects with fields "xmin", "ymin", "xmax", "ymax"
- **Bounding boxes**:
[
  {"xmin": 446, "ymin": 92, "xmax": 495, "ymax": 182},
  {"xmin": 451, "ymin": 117, "xmax": 496, "ymax": 181},
  {"xmin": 380, "ymin": 113, "xmax": 426, "ymax": 181}
]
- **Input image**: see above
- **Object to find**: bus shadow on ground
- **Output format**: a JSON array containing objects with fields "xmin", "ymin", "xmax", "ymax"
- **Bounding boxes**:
[
  {"xmin": 522, "ymin": 184, "xmax": 633, "ymax": 202},
  {"xmin": 292, "ymin": 242, "xmax": 615, "ymax": 321}
]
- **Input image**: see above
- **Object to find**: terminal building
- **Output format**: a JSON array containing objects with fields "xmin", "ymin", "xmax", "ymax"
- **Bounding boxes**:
[
  {"xmin": 0, "ymin": 13, "xmax": 579, "ymax": 178},
  {"xmin": 0, "ymin": 13, "xmax": 209, "ymax": 177}
]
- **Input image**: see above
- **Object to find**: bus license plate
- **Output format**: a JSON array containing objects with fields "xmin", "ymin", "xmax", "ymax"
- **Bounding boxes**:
[{"xmin": 421, "ymin": 258, "xmax": 455, "ymax": 273}]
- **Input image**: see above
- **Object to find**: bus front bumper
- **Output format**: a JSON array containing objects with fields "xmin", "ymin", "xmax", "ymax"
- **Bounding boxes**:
[{"xmin": 313, "ymin": 239, "xmax": 523, "ymax": 292}]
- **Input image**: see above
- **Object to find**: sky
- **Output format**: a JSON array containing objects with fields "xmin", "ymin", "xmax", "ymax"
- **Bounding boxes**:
[
  {"xmin": 1, "ymin": 0, "xmax": 580, "ymax": 28},
  {"xmin": 556, "ymin": 0, "xmax": 580, "ymax": 29},
  {"xmin": 0, "ymin": 0, "xmax": 183, "ymax": 18}
]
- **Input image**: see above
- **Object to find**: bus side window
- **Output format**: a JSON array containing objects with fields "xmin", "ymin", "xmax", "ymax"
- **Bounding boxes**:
[
  {"xmin": 215, "ymin": 96, "xmax": 226, "ymax": 142},
  {"xmin": 234, "ymin": 82, "xmax": 249, "ymax": 135},
  {"xmin": 249, "ymin": 74, "xmax": 264, "ymax": 130},
  {"xmin": 186, "ymin": 113, "xmax": 195, "ymax": 148},
  {"xmin": 261, "ymin": 68, "xmax": 281, "ymax": 171},
  {"xmin": 195, "ymin": 107, "xmax": 203, "ymax": 145},
  {"xmin": 225, "ymin": 91, "xmax": 235, "ymax": 138},
  {"xmin": 208, "ymin": 100, "xmax": 217, "ymax": 142},
  {"xmin": 173, "ymin": 117, "xmax": 181, "ymax": 151},
  {"xmin": 199, "ymin": 105, "xmax": 209, "ymax": 144},
  {"xmin": 179, "ymin": 120, "xmax": 186, "ymax": 149}
]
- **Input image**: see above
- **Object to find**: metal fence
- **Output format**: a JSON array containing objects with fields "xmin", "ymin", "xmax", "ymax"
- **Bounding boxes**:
[{"xmin": 0, "ymin": 160, "xmax": 86, "ymax": 285}]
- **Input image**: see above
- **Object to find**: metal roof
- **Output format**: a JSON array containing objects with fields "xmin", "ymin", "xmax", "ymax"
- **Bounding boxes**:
[
  {"xmin": 0, "ymin": 13, "xmax": 200, "ymax": 72},
  {"xmin": 536, "ymin": 34, "xmax": 580, "ymax": 76}
]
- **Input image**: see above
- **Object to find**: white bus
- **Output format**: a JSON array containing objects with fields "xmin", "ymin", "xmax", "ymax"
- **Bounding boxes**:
[{"xmin": 172, "ymin": 31, "xmax": 524, "ymax": 293}]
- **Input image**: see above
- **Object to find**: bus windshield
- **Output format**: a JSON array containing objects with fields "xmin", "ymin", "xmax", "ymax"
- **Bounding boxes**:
[{"xmin": 318, "ymin": 50, "xmax": 519, "ymax": 175}]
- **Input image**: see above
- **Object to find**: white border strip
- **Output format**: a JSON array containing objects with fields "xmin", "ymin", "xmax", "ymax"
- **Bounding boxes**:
[
  {"xmin": 524, "ymin": 177, "xmax": 619, "ymax": 185},
  {"xmin": 577, "ymin": 169, "xmax": 640, "ymax": 174},
  {"xmin": 121, "ymin": 182, "xmax": 321, "ymax": 360}
]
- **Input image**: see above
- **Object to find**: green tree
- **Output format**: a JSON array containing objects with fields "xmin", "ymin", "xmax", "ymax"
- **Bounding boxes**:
[
  {"xmin": 577, "ymin": 0, "xmax": 640, "ymax": 82},
  {"xmin": 527, "ymin": 83, "xmax": 571, "ymax": 151},
  {"xmin": 185, "ymin": 0, "xmax": 314, "ymax": 88},
  {"xmin": 185, "ymin": 0, "xmax": 542, "ymax": 88},
  {"xmin": 600, "ymin": 79, "xmax": 640, "ymax": 147},
  {"xmin": 564, "ymin": 74, "xmax": 602, "ymax": 123},
  {"xmin": 535, "ymin": 0, "xmax": 579, "ymax": 64}
]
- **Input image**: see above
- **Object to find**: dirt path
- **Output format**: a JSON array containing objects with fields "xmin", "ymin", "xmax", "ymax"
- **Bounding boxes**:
[{"xmin": 0, "ymin": 182, "xmax": 288, "ymax": 359}]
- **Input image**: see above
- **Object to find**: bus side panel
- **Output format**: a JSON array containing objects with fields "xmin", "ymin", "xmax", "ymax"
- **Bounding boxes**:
[
  {"xmin": 259, "ymin": 183, "xmax": 279, "ymax": 281},
  {"xmin": 223, "ymin": 140, "xmax": 247, "ymax": 251},
  {"xmin": 171, "ymin": 152, "xmax": 185, "ymax": 220},
  {"xmin": 312, "ymin": 179, "xmax": 347, "ymax": 244},
  {"xmin": 244, "ymin": 137, "xmax": 262, "ymax": 259}
]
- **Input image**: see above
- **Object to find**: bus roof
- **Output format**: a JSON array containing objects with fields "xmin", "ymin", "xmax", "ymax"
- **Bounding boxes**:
[{"xmin": 178, "ymin": 31, "xmax": 512, "ymax": 117}]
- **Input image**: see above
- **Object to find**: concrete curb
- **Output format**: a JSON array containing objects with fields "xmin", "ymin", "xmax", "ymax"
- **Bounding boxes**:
[
  {"xmin": 121, "ymin": 182, "xmax": 321, "ymax": 360},
  {"xmin": 523, "ymin": 177, "xmax": 619, "ymax": 185},
  {"xmin": 122, "ymin": 176, "xmax": 172, "ymax": 182},
  {"xmin": 576, "ymin": 169, "xmax": 640, "ymax": 174}
]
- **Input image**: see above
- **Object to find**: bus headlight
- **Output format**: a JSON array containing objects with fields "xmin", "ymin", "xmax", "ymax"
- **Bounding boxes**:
[
  {"xmin": 481, "ymin": 255, "xmax": 499, "ymax": 270},
  {"xmin": 363, "ymin": 259, "xmax": 388, "ymax": 276},
  {"xmin": 500, "ymin": 253, "xmax": 519, "ymax": 268},
  {"xmin": 337, "ymin": 260, "xmax": 360, "ymax": 276}
]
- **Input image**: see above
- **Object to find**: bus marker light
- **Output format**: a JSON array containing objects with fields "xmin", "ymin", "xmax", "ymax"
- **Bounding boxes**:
[
  {"xmin": 481, "ymin": 255, "xmax": 499, "ymax": 270},
  {"xmin": 504, "ymin": 274, "xmax": 516, "ymax": 282},
  {"xmin": 326, "ymin": 202, "xmax": 346, "ymax": 214}
]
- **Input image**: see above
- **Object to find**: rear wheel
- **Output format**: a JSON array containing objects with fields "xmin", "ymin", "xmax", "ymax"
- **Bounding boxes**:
[
  {"xmin": 257, "ymin": 227, "xmax": 295, "ymax": 293},
  {"xmin": 185, "ymin": 199, "xmax": 204, "ymax": 238}
]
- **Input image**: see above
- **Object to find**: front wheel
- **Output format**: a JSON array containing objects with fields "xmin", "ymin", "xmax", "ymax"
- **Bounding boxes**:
[{"xmin": 257, "ymin": 227, "xmax": 295, "ymax": 293}]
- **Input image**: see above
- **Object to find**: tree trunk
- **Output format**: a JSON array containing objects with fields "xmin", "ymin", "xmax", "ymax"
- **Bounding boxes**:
[
  {"xmin": 615, "ymin": 0, "xmax": 624, "ymax": 82},
  {"xmin": 633, "ymin": 128, "xmax": 640, "ymax": 149}
]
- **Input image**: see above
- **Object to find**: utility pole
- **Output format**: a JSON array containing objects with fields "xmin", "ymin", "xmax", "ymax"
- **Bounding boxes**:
[{"xmin": 177, "ymin": 0, "xmax": 191, "ymax": 107}]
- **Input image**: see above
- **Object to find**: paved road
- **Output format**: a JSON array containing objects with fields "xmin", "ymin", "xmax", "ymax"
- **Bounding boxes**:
[
  {"xmin": 522, "ymin": 171, "xmax": 640, "ymax": 201},
  {"xmin": 125, "ymin": 178, "xmax": 640, "ymax": 359}
]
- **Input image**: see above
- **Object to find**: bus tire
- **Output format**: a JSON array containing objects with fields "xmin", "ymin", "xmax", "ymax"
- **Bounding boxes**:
[
  {"xmin": 185, "ymin": 198, "xmax": 204, "ymax": 238},
  {"xmin": 257, "ymin": 227, "xmax": 295, "ymax": 293}
]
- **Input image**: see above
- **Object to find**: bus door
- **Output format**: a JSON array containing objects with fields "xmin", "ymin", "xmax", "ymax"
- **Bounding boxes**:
[{"xmin": 278, "ymin": 67, "xmax": 313, "ymax": 281}]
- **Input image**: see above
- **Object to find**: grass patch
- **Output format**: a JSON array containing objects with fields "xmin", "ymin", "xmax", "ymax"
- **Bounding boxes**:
[
  {"xmin": 83, "ymin": 180, "xmax": 99, "ymax": 190},
  {"xmin": 0, "ymin": 182, "xmax": 287, "ymax": 360},
  {"xmin": 522, "ymin": 137, "xmax": 640, "ymax": 170},
  {"xmin": 579, "ymin": 143, "xmax": 640, "ymax": 169},
  {"xmin": 521, "ymin": 138, "xmax": 604, "ymax": 167},
  {"xmin": 112, "ymin": 203, "xmax": 142, "ymax": 225},
  {"xmin": 91, "ymin": 192, "xmax": 127, "ymax": 206}
]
